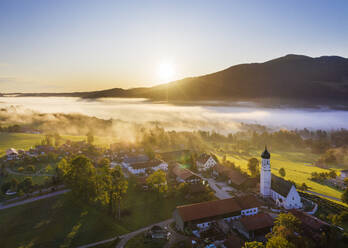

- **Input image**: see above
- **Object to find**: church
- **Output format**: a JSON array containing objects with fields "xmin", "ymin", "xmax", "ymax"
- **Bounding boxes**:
[{"xmin": 260, "ymin": 147, "xmax": 302, "ymax": 209}]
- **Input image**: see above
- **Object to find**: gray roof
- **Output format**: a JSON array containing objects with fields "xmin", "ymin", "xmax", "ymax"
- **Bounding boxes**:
[
  {"xmin": 261, "ymin": 147, "xmax": 270, "ymax": 159},
  {"xmin": 271, "ymin": 174, "xmax": 293, "ymax": 197}
]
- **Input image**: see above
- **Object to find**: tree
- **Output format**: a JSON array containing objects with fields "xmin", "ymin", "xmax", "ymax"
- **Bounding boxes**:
[
  {"xmin": 109, "ymin": 166, "xmax": 128, "ymax": 219},
  {"xmin": 266, "ymin": 213, "xmax": 302, "ymax": 248},
  {"xmin": 243, "ymin": 241, "xmax": 265, "ymax": 248},
  {"xmin": 146, "ymin": 170, "xmax": 168, "ymax": 196},
  {"xmin": 61, "ymin": 155, "xmax": 98, "ymax": 202},
  {"xmin": 266, "ymin": 236, "xmax": 296, "ymax": 248},
  {"xmin": 328, "ymin": 170, "xmax": 337, "ymax": 179},
  {"xmin": 247, "ymin": 158, "xmax": 259, "ymax": 176},
  {"xmin": 279, "ymin": 168, "xmax": 286, "ymax": 178},
  {"xmin": 144, "ymin": 145, "xmax": 155, "ymax": 160},
  {"xmin": 299, "ymin": 183, "xmax": 308, "ymax": 191},
  {"xmin": 87, "ymin": 131, "xmax": 94, "ymax": 144},
  {"xmin": 342, "ymin": 188, "xmax": 348, "ymax": 204},
  {"xmin": 18, "ymin": 177, "xmax": 34, "ymax": 193}
]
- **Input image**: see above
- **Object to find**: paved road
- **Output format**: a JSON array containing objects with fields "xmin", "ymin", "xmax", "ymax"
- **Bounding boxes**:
[
  {"xmin": 6, "ymin": 167, "xmax": 54, "ymax": 177},
  {"xmin": 0, "ymin": 189, "xmax": 70, "ymax": 210},
  {"xmin": 206, "ymin": 178, "xmax": 231, "ymax": 199},
  {"xmin": 305, "ymin": 190, "xmax": 342, "ymax": 202},
  {"xmin": 77, "ymin": 219, "xmax": 173, "ymax": 248}
]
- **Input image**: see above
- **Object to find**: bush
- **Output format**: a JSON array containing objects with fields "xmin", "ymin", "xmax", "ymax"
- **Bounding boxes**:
[
  {"xmin": 27, "ymin": 165, "xmax": 36, "ymax": 172},
  {"xmin": 17, "ymin": 167, "xmax": 24, "ymax": 172}
]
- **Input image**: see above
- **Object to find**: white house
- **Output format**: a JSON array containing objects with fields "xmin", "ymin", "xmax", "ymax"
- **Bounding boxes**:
[
  {"xmin": 6, "ymin": 148, "xmax": 19, "ymax": 160},
  {"xmin": 122, "ymin": 159, "xmax": 168, "ymax": 175},
  {"xmin": 340, "ymin": 170, "xmax": 348, "ymax": 180},
  {"xmin": 260, "ymin": 147, "xmax": 302, "ymax": 209},
  {"xmin": 196, "ymin": 154, "xmax": 217, "ymax": 172}
]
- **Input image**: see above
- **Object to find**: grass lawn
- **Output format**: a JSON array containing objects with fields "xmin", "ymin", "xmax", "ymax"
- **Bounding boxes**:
[
  {"xmin": 0, "ymin": 179, "xmax": 189, "ymax": 248},
  {"xmin": 0, "ymin": 133, "xmax": 44, "ymax": 156},
  {"xmin": 216, "ymin": 149, "xmax": 344, "ymax": 200},
  {"xmin": 125, "ymin": 232, "xmax": 167, "ymax": 248}
]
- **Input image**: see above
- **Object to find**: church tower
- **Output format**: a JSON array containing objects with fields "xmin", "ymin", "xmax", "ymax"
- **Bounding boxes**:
[{"xmin": 260, "ymin": 146, "xmax": 271, "ymax": 197}]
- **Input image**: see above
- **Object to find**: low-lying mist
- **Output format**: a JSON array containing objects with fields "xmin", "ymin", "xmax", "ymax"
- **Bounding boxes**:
[{"xmin": 0, "ymin": 97, "xmax": 348, "ymax": 140}]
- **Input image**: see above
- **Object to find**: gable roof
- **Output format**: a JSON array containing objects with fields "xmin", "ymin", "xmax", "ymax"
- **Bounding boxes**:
[
  {"xmin": 289, "ymin": 209, "xmax": 330, "ymax": 232},
  {"xmin": 215, "ymin": 164, "xmax": 247, "ymax": 186},
  {"xmin": 176, "ymin": 195, "xmax": 260, "ymax": 222},
  {"xmin": 197, "ymin": 153, "xmax": 213, "ymax": 164},
  {"xmin": 172, "ymin": 164, "xmax": 198, "ymax": 180},
  {"xmin": 240, "ymin": 213, "xmax": 274, "ymax": 232},
  {"xmin": 271, "ymin": 174, "xmax": 293, "ymax": 197}
]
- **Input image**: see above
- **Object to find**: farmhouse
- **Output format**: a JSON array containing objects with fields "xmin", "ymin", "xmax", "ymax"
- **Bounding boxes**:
[
  {"xmin": 122, "ymin": 159, "xmax": 168, "ymax": 175},
  {"xmin": 6, "ymin": 148, "xmax": 19, "ymax": 160},
  {"xmin": 172, "ymin": 164, "xmax": 202, "ymax": 184},
  {"xmin": 173, "ymin": 195, "xmax": 261, "ymax": 231},
  {"xmin": 235, "ymin": 213, "xmax": 274, "ymax": 240},
  {"xmin": 214, "ymin": 164, "xmax": 255, "ymax": 189},
  {"xmin": 289, "ymin": 209, "xmax": 331, "ymax": 242},
  {"xmin": 196, "ymin": 153, "xmax": 217, "ymax": 172},
  {"xmin": 340, "ymin": 169, "xmax": 348, "ymax": 180},
  {"xmin": 260, "ymin": 147, "xmax": 302, "ymax": 209}
]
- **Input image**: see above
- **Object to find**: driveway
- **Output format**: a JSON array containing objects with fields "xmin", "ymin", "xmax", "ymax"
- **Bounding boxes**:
[{"xmin": 77, "ymin": 219, "xmax": 173, "ymax": 248}]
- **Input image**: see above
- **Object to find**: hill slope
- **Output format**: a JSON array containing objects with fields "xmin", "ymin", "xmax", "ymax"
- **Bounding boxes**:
[{"xmin": 17, "ymin": 54, "xmax": 348, "ymax": 103}]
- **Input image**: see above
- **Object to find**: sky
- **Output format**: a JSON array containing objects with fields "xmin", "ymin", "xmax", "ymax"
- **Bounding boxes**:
[{"xmin": 0, "ymin": 0, "xmax": 348, "ymax": 93}]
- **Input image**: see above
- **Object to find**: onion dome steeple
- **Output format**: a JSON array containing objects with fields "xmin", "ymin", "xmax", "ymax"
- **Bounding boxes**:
[{"xmin": 261, "ymin": 146, "xmax": 271, "ymax": 159}]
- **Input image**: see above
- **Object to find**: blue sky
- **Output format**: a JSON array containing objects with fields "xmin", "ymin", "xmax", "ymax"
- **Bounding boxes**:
[{"xmin": 0, "ymin": 0, "xmax": 347, "ymax": 92}]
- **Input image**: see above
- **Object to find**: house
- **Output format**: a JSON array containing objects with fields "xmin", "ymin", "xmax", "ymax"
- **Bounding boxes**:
[
  {"xmin": 123, "ymin": 159, "xmax": 168, "ymax": 175},
  {"xmin": 260, "ymin": 147, "xmax": 302, "ymax": 209},
  {"xmin": 214, "ymin": 164, "xmax": 256, "ymax": 189},
  {"xmin": 6, "ymin": 148, "xmax": 19, "ymax": 160},
  {"xmin": 173, "ymin": 195, "xmax": 261, "ymax": 231},
  {"xmin": 289, "ymin": 209, "xmax": 331, "ymax": 242},
  {"xmin": 196, "ymin": 154, "xmax": 217, "ymax": 172},
  {"xmin": 172, "ymin": 164, "xmax": 202, "ymax": 184},
  {"xmin": 236, "ymin": 213, "xmax": 274, "ymax": 240},
  {"xmin": 340, "ymin": 170, "xmax": 348, "ymax": 180}
]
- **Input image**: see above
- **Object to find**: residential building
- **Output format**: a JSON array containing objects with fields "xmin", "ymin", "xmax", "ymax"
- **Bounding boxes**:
[
  {"xmin": 173, "ymin": 195, "xmax": 261, "ymax": 231},
  {"xmin": 172, "ymin": 164, "xmax": 202, "ymax": 184},
  {"xmin": 235, "ymin": 213, "xmax": 274, "ymax": 240},
  {"xmin": 196, "ymin": 154, "xmax": 217, "ymax": 172}
]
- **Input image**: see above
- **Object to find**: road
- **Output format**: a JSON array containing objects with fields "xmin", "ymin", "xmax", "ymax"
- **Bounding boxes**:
[
  {"xmin": 6, "ymin": 167, "xmax": 53, "ymax": 177},
  {"xmin": 206, "ymin": 178, "xmax": 231, "ymax": 199},
  {"xmin": 305, "ymin": 190, "xmax": 342, "ymax": 202},
  {"xmin": 0, "ymin": 189, "xmax": 70, "ymax": 210},
  {"xmin": 77, "ymin": 219, "xmax": 173, "ymax": 248}
]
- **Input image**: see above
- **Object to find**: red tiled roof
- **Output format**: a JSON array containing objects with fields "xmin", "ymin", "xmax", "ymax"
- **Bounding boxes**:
[
  {"xmin": 289, "ymin": 209, "xmax": 330, "ymax": 231},
  {"xmin": 223, "ymin": 233, "xmax": 242, "ymax": 248},
  {"xmin": 236, "ymin": 195, "xmax": 261, "ymax": 209},
  {"xmin": 176, "ymin": 195, "xmax": 260, "ymax": 222},
  {"xmin": 177, "ymin": 198, "xmax": 241, "ymax": 222},
  {"xmin": 227, "ymin": 170, "xmax": 247, "ymax": 185},
  {"xmin": 172, "ymin": 165, "xmax": 198, "ymax": 180},
  {"xmin": 240, "ymin": 213, "xmax": 274, "ymax": 231}
]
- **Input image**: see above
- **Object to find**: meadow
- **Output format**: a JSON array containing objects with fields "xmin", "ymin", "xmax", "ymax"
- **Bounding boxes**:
[
  {"xmin": 0, "ymin": 179, "xmax": 188, "ymax": 248},
  {"xmin": 216, "ymin": 148, "xmax": 344, "ymax": 201}
]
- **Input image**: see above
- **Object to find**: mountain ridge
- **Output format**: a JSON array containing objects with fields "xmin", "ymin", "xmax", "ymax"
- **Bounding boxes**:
[{"xmin": 6, "ymin": 54, "xmax": 348, "ymax": 104}]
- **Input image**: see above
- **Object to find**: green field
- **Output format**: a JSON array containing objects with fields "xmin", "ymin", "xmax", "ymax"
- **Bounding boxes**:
[
  {"xmin": 217, "ymin": 149, "xmax": 344, "ymax": 201},
  {"xmin": 0, "ymin": 132, "xmax": 117, "ymax": 157},
  {"xmin": 0, "ymin": 179, "xmax": 187, "ymax": 248}
]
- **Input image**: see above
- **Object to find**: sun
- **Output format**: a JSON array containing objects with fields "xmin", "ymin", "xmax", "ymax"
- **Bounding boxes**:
[{"xmin": 157, "ymin": 62, "xmax": 175, "ymax": 82}]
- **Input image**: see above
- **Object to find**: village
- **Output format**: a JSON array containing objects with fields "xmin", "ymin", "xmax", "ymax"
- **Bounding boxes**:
[{"xmin": 1, "ymin": 137, "xmax": 346, "ymax": 248}]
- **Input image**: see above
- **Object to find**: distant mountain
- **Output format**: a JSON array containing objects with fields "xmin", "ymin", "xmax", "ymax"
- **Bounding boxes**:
[{"xmin": 15, "ymin": 54, "xmax": 348, "ymax": 104}]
